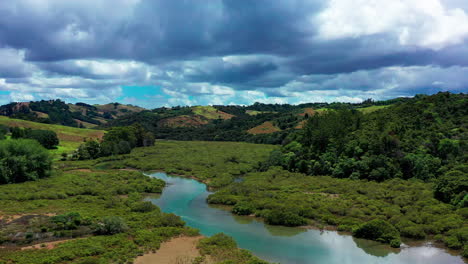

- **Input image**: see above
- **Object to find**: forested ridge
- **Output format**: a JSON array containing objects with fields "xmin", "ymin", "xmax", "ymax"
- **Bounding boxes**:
[{"xmin": 263, "ymin": 92, "xmax": 467, "ymax": 206}]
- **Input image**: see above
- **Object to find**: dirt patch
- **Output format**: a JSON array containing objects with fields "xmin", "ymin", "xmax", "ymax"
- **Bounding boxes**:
[
  {"xmin": 0, "ymin": 213, "xmax": 57, "ymax": 224},
  {"xmin": 299, "ymin": 108, "xmax": 316, "ymax": 117},
  {"xmin": 295, "ymin": 120, "xmax": 307, "ymax": 129},
  {"xmin": 0, "ymin": 214, "xmax": 24, "ymax": 224},
  {"xmin": 247, "ymin": 121, "xmax": 281, "ymax": 134},
  {"xmin": 134, "ymin": 236, "xmax": 210, "ymax": 264},
  {"xmin": 158, "ymin": 115, "xmax": 209, "ymax": 128}
]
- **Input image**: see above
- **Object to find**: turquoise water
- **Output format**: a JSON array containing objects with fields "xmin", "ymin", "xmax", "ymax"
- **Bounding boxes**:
[{"xmin": 147, "ymin": 172, "xmax": 465, "ymax": 264}]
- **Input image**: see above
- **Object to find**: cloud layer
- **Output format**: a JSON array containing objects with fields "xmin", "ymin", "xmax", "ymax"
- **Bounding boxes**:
[{"xmin": 0, "ymin": 0, "xmax": 467, "ymax": 107}]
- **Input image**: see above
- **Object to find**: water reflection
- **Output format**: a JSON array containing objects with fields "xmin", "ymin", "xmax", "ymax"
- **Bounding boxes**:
[{"xmin": 352, "ymin": 237, "xmax": 399, "ymax": 257}]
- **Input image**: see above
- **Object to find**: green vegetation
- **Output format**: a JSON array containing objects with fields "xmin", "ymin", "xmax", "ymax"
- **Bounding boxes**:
[
  {"xmin": 71, "ymin": 124, "xmax": 155, "ymax": 160},
  {"xmin": 0, "ymin": 140, "xmax": 272, "ymax": 263},
  {"xmin": 69, "ymin": 140, "xmax": 276, "ymax": 188},
  {"xmin": 105, "ymin": 96, "xmax": 406, "ymax": 144},
  {"xmin": 207, "ymin": 167, "xmax": 467, "ymax": 248},
  {"xmin": 192, "ymin": 105, "xmax": 233, "ymax": 120},
  {"xmin": 197, "ymin": 233, "xmax": 268, "ymax": 264},
  {"xmin": 0, "ymin": 116, "xmax": 104, "ymax": 156},
  {"xmin": 0, "ymin": 100, "xmax": 144, "ymax": 128},
  {"xmin": 0, "ymin": 139, "xmax": 51, "ymax": 184},
  {"xmin": 0, "ymin": 169, "xmax": 198, "ymax": 263},
  {"xmin": 265, "ymin": 93, "xmax": 467, "ymax": 205},
  {"xmin": 11, "ymin": 127, "xmax": 59, "ymax": 149}
]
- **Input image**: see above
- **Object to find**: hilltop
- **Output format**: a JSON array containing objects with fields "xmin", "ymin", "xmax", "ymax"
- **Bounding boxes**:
[{"xmin": 0, "ymin": 100, "xmax": 145, "ymax": 128}]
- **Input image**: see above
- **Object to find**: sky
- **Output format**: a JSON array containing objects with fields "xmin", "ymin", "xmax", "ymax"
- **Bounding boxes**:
[{"xmin": 0, "ymin": 0, "xmax": 468, "ymax": 108}]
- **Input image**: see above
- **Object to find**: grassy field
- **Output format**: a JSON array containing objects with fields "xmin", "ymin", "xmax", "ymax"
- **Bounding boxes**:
[
  {"xmin": 245, "ymin": 110, "xmax": 276, "ymax": 116},
  {"xmin": 0, "ymin": 116, "xmax": 105, "ymax": 156},
  {"xmin": 192, "ymin": 106, "xmax": 234, "ymax": 120},
  {"xmin": 356, "ymin": 105, "xmax": 391, "ymax": 114}
]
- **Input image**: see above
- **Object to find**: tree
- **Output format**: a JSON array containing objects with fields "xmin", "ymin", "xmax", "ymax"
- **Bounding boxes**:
[
  {"xmin": 10, "ymin": 128, "xmax": 59, "ymax": 149},
  {"xmin": 0, "ymin": 139, "xmax": 52, "ymax": 184},
  {"xmin": 26, "ymin": 129, "xmax": 59, "ymax": 149}
]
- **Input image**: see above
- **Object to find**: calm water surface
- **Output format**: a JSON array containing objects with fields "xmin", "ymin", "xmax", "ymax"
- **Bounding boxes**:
[{"xmin": 147, "ymin": 172, "xmax": 465, "ymax": 264}]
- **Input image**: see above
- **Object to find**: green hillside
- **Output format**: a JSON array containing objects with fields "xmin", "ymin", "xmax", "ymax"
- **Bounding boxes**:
[{"xmin": 0, "ymin": 116, "xmax": 104, "ymax": 155}]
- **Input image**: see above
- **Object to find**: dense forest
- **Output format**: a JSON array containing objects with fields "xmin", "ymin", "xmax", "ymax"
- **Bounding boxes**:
[{"xmin": 262, "ymin": 92, "xmax": 467, "ymax": 207}]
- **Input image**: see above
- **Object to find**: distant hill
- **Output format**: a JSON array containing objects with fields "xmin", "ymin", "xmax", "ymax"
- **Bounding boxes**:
[
  {"xmin": 0, "ymin": 96, "xmax": 415, "ymax": 144},
  {"xmin": 105, "ymin": 97, "xmax": 410, "ymax": 144},
  {"xmin": 0, "ymin": 100, "xmax": 145, "ymax": 128}
]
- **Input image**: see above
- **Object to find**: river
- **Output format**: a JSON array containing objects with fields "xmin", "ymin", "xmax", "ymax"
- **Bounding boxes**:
[{"xmin": 146, "ymin": 172, "xmax": 465, "ymax": 264}]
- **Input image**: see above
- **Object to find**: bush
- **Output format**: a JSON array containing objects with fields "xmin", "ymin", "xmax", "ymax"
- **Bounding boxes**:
[
  {"xmin": 232, "ymin": 202, "xmax": 254, "ymax": 215},
  {"xmin": 264, "ymin": 210, "xmax": 307, "ymax": 227},
  {"xmin": 130, "ymin": 201, "xmax": 158, "ymax": 213},
  {"xmin": 354, "ymin": 219, "xmax": 401, "ymax": 247},
  {"xmin": 0, "ymin": 139, "xmax": 52, "ymax": 184},
  {"xmin": 198, "ymin": 233, "xmax": 237, "ymax": 255},
  {"xmin": 95, "ymin": 216, "xmax": 128, "ymax": 235},
  {"xmin": 51, "ymin": 212, "xmax": 83, "ymax": 230}
]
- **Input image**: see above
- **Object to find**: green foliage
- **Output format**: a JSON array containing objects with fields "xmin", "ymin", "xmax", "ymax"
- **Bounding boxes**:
[
  {"xmin": 208, "ymin": 167, "xmax": 466, "ymax": 250},
  {"xmin": 264, "ymin": 210, "xmax": 307, "ymax": 227},
  {"xmin": 0, "ymin": 139, "xmax": 52, "ymax": 184},
  {"xmin": 0, "ymin": 169, "xmax": 209, "ymax": 263},
  {"xmin": 197, "ymin": 233, "xmax": 269, "ymax": 264},
  {"xmin": 95, "ymin": 216, "xmax": 128, "ymax": 235},
  {"xmin": 232, "ymin": 202, "xmax": 254, "ymax": 216},
  {"xmin": 51, "ymin": 212, "xmax": 83, "ymax": 230},
  {"xmin": 354, "ymin": 219, "xmax": 401, "ymax": 247},
  {"xmin": 83, "ymin": 140, "xmax": 276, "ymax": 187},
  {"xmin": 73, "ymin": 124, "xmax": 155, "ymax": 160},
  {"xmin": 11, "ymin": 127, "xmax": 59, "ymax": 149},
  {"xmin": 434, "ymin": 166, "xmax": 468, "ymax": 206}
]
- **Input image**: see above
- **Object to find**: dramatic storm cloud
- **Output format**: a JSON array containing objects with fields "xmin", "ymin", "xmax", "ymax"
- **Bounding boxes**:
[{"xmin": 0, "ymin": 0, "xmax": 467, "ymax": 107}]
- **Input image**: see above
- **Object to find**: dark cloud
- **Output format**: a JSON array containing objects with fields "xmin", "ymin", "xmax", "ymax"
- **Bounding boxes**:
[{"xmin": 0, "ymin": 0, "xmax": 467, "ymax": 106}]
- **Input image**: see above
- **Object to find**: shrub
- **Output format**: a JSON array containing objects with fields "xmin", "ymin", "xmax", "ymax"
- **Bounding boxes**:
[
  {"xmin": 354, "ymin": 219, "xmax": 401, "ymax": 247},
  {"xmin": 95, "ymin": 216, "xmax": 128, "ymax": 235},
  {"xmin": 130, "ymin": 201, "xmax": 158, "ymax": 213},
  {"xmin": 0, "ymin": 139, "xmax": 52, "ymax": 184},
  {"xmin": 232, "ymin": 202, "xmax": 254, "ymax": 216},
  {"xmin": 264, "ymin": 210, "xmax": 307, "ymax": 227},
  {"xmin": 198, "ymin": 233, "xmax": 237, "ymax": 255}
]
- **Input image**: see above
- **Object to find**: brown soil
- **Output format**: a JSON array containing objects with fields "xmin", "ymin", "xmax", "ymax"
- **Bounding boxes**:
[
  {"xmin": 212, "ymin": 110, "xmax": 234, "ymax": 120},
  {"xmin": 134, "ymin": 236, "xmax": 211, "ymax": 264},
  {"xmin": 247, "ymin": 121, "xmax": 281, "ymax": 134},
  {"xmin": 299, "ymin": 107, "xmax": 316, "ymax": 117},
  {"xmin": 295, "ymin": 120, "xmax": 306, "ymax": 129},
  {"xmin": 158, "ymin": 115, "xmax": 209, "ymax": 128}
]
